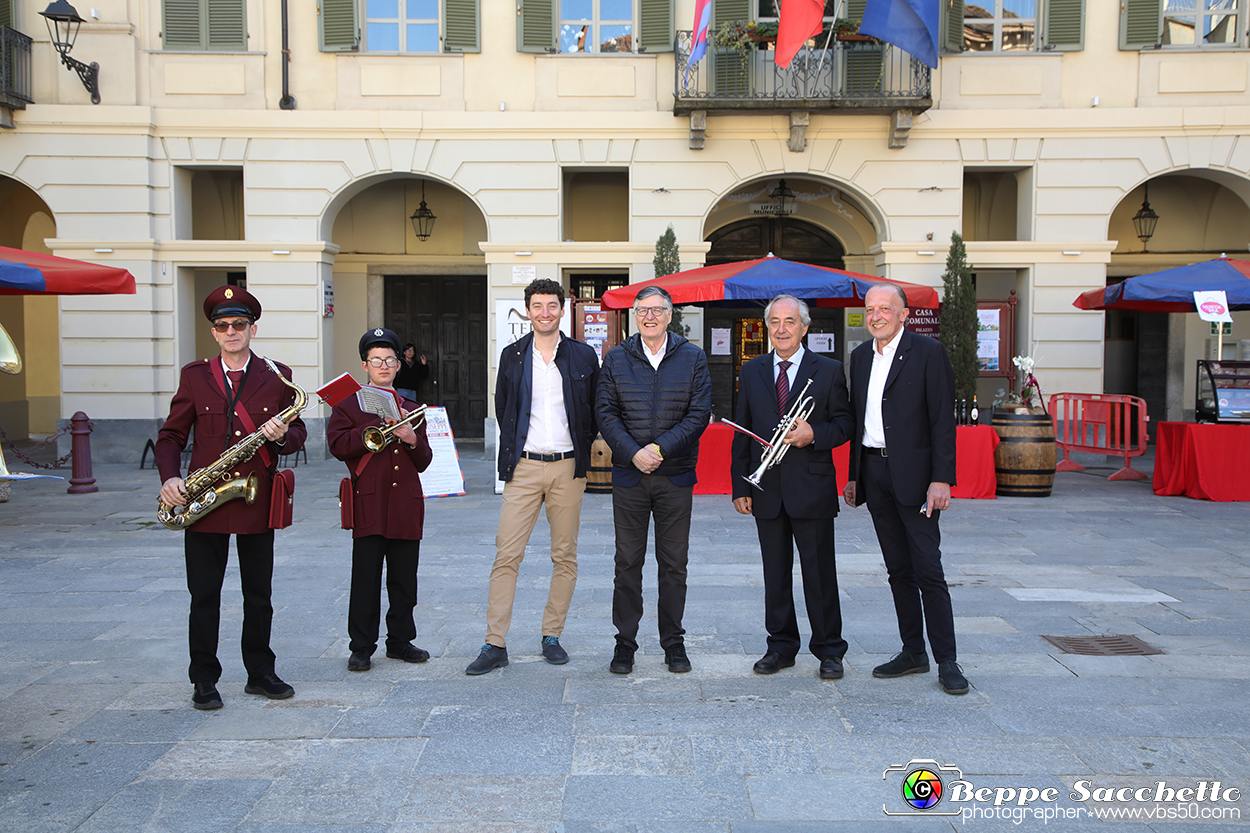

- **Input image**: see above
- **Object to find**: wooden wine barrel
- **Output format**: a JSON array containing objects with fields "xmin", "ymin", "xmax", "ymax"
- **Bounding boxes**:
[
  {"xmin": 586, "ymin": 436, "xmax": 613, "ymax": 493},
  {"xmin": 992, "ymin": 410, "xmax": 1057, "ymax": 497}
]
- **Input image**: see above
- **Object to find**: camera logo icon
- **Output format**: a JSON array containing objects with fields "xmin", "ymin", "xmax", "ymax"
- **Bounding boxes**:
[{"xmin": 883, "ymin": 759, "xmax": 964, "ymax": 816}]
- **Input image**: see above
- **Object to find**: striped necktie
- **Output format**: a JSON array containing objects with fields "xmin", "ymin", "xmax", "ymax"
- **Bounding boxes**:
[{"xmin": 776, "ymin": 360, "xmax": 792, "ymax": 417}]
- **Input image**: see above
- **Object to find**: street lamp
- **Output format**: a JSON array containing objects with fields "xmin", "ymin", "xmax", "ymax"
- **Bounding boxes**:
[
  {"xmin": 40, "ymin": 1, "xmax": 101, "ymax": 105},
  {"xmin": 768, "ymin": 179, "xmax": 796, "ymax": 216},
  {"xmin": 1132, "ymin": 183, "xmax": 1160, "ymax": 252},
  {"xmin": 410, "ymin": 181, "xmax": 436, "ymax": 242}
]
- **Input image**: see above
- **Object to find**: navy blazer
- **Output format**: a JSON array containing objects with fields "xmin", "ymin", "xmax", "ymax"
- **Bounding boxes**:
[
  {"xmin": 847, "ymin": 328, "xmax": 957, "ymax": 507},
  {"xmin": 731, "ymin": 349, "xmax": 853, "ymax": 520}
]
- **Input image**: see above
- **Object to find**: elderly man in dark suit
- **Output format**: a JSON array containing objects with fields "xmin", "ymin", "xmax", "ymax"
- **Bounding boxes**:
[
  {"xmin": 842, "ymin": 283, "xmax": 969, "ymax": 695},
  {"xmin": 157, "ymin": 285, "xmax": 308, "ymax": 710},
  {"xmin": 731, "ymin": 295, "xmax": 853, "ymax": 680},
  {"xmin": 328, "ymin": 327, "xmax": 434, "ymax": 673}
]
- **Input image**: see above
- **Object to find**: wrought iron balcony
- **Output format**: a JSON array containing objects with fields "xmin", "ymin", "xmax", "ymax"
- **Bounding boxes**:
[
  {"xmin": 1, "ymin": 25, "xmax": 34, "ymax": 113},
  {"xmin": 674, "ymin": 30, "xmax": 930, "ymax": 115}
]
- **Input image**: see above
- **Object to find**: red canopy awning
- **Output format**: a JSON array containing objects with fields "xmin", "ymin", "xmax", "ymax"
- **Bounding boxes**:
[{"xmin": 0, "ymin": 246, "xmax": 136, "ymax": 296}]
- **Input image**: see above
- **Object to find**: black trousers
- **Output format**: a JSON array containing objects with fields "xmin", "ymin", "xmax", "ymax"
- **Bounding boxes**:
[
  {"xmin": 755, "ymin": 510, "xmax": 847, "ymax": 661},
  {"xmin": 348, "ymin": 535, "xmax": 420, "ymax": 655},
  {"xmin": 611, "ymin": 474, "xmax": 693, "ymax": 652},
  {"xmin": 862, "ymin": 453, "xmax": 957, "ymax": 663},
  {"xmin": 184, "ymin": 529, "xmax": 276, "ymax": 684}
]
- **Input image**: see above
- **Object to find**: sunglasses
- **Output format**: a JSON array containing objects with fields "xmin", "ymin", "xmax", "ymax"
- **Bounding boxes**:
[{"xmin": 212, "ymin": 320, "xmax": 252, "ymax": 333}]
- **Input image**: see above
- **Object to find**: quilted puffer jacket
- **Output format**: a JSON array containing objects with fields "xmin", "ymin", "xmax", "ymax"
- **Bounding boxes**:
[{"xmin": 594, "ymin": 332, "xmax": 711, "ymax": 480}]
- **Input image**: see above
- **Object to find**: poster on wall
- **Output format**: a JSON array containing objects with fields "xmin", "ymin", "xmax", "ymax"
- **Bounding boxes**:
[
  {"xmin": 582, "ymin": 304, "xmax": 608, "ymax": 361},
  {"xmin": 710, "ymin": 328, "xmax": 731, "ymax": 356},
  {"xmin": 421, "ymin": 406, "xmax": 466, "ymax": 498},
  {"xmin": 977, "ymin": 308, "xmax": 1000, "ymax": 371},
  {"xmin": 807, "ymin": 333, "xmax": 835, "ymax": 353}
]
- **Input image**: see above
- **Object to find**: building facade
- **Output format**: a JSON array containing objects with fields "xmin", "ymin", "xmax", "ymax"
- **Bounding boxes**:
[{"xmin": 1, "ymin": 0, "xmax": 1248, "ymax": 458}]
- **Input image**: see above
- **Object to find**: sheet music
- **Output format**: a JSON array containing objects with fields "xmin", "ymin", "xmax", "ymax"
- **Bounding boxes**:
[{"xmin": 356, "ymin": 386, "xmax": 402, "ymax": 421}]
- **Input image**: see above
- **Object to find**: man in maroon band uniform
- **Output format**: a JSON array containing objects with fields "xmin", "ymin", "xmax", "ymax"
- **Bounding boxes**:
[
  {"xmin": 156, "ymin": 285, "xmax": 308, "ymax": 710},
  {"xmin": 328, "ymin": 328, "xmax": 434, "ymax": 673}
]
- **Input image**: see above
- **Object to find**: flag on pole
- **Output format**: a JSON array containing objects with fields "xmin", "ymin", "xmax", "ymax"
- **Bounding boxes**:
[
  {"xmin": 775, "ymin": 0, "xmax": 826, "ymax": 69},
  {"xmin": 686, "ymin": 0, "xmax": 713, "ymax": 80},
  {"xmin": 857, "ymin": 0, "xmax": 940, "ymax": 68}
]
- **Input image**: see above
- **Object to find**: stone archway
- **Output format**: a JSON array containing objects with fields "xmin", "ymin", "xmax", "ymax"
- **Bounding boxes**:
[{"xmin": 706, "ymin": 216, "xmax": 847, "ymax": 269}]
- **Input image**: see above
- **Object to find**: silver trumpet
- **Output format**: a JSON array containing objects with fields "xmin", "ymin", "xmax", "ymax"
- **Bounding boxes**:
[
  {"xmin": 362, "ymin": 405, "xmax": 427, "ymax": 453},
  {"xmin": 745, "ymin": 378, "xmax": 815, "ymax": 490}
]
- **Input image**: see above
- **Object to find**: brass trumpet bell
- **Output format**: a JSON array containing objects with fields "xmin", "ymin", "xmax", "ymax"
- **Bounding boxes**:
[
  {"xmin": 362, "ymin": 405, "xmax": 427, "ymax": 453},
  {"xmin": 0, "ymin": 321, "xmax": 21, "ymax": 376}
]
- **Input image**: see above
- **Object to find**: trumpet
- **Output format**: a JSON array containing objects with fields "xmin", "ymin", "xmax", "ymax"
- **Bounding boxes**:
[
  {"xmin": 362, "ymin": 405, "xmax": 427, "ymax": 453},
  {"xmin": 744, "ymin": 378, "xmax": 814, "ymax": 490}
]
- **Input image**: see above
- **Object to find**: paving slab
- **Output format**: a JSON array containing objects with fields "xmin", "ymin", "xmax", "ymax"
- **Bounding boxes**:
[{"xmin": 1, "ymin": 446, "xmax": 1248, "ymax": 828}]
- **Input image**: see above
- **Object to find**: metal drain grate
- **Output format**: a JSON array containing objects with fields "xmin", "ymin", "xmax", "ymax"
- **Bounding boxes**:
[{"xmin": 1042, "ymin": 634, "xmax": 1164, "ymax": 656}]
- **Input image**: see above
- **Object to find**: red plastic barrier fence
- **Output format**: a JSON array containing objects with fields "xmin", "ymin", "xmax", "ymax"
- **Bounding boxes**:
[{"xmin": 1048, "ymin": 393, "xmax": 1149, "ymax": 481}]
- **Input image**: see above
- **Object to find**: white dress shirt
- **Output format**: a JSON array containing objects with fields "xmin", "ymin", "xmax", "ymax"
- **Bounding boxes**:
[
  {"xmin": 643, "ymin": 335, "xmax": 666, "ymax": 370},
  {"xmin": 523, "ymin": 337, "xmax": 574, "ymax": 454},
  {"xmin": 863, "ymin": 327, "xmax": 904, "ymax": 449}
]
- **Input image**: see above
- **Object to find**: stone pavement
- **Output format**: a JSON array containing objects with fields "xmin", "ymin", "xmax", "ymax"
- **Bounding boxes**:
[{"xmin": 0, "ymin": 444, "xmax": 1248, "ymax": 831}]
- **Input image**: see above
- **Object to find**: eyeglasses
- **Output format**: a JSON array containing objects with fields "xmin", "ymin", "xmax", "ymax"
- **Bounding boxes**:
[
  {"xmin": 366, "ymin": 357, "xmax": 400, "ymax": 368},
  {"xmin": 634, "ymin": 306, "xmax": 669, "ymax": 319},
  {"xmin": 212, "ymin": 320, "xmax": 251, "ymax": 333}
]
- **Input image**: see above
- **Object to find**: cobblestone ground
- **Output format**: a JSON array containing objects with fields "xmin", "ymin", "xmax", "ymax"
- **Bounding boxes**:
[{"xmin": 1, "ymin": 445, "xmax": 1247, "ymax": 830}]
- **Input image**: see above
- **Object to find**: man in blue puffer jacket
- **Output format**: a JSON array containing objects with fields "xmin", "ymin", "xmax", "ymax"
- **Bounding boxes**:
[{"xmin": 595, "ymin": 286, "xmax": 711, "ymax": 675}]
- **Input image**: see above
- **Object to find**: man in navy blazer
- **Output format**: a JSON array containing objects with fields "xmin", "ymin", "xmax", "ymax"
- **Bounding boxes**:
[
  {"xmin": 843, "ymin": 283, "xmax": 969, "ymax": 695},
  {"xmin": 732, "ymin": 295, "xmax": 853, "ymax": 680}
]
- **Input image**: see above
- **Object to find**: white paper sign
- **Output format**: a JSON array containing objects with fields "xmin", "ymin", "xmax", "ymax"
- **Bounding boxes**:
[
  {"xmin": 1194, "ymin": 290, "xmax": 1234, "ymax": 323},
  {"xmin": 421, "ymin": 406, "xmax": 466, "ymax": 497},
  {"xmin": 711, "ymin": 328, "xmax": 731, "ymax": 356},
  {"xmin": 512, "ymin": 265, "xmax": 537, "ymax": 285},
  {"xmin": 808, "ymin": 333, "xmax": 835, "ymax": 353}
]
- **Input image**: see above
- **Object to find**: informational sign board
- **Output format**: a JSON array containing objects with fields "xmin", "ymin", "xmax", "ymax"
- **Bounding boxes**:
[
  {"xmin": 976, "ymin": 308, "xmax": 1001, "ymax": 371},
  {"xmin": 512, "ymin": 265, "xmax": 537, "ymax": 285},
  {"xmin": 711, "ymin": 327, "xmax": 731, "ymax": 355},
  {"xmin": 808, "ymin": 333, "xmax": 835, "ymax": 353},
  {"xmin": 322, "ymin": 280, "xmax": 334, "ymax": 317},
  {"xmin": 906, "ymin": 307, "xmax": 940, "ymax": 338},
  {"xmin": 421, "ymin": 406, "xmax": 466, "ymax": 497},
  {"xmin": 582, "ymin": 304, "xmax": 608, "ymax": 361}
]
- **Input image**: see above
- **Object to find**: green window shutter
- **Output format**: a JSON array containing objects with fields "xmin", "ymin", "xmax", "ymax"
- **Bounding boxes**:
[
  {"xmin": 637, "ymin": 0, "xmax": 674, "ymax": 53},
  {"xmin": 713, "ymin": 0, "xmax": 749, "ymax": 28},
  {"xmin": 0, "ymin": 0, "xmax": 13, "ymax": 29},
  {"xmin": 846, "ymin": 0, "xmax": 866, "ymax": 22},
  {"xmin": 444, "ymin": 0, "xmax": 480, "ymax": 52},
  {"xmin": 1120, "ymin": 0, "xmax": 1161, "ymax": 50},
  {"xmin": 319, "ymin": 0, "xmax": 358, "ymax": 52},
  {"xmin": 1042, "ymin": 0, "xmax": 1083, "ymax": 51},
  {"xmin": 517, "ymin": 0, "xmax": 556, "ymax": 53},
  {"xmin": 207, "ymin": 0, "xmax": 247, "ymax": 50},
  {"xmin": 164, "ymin": 0, "xmax": 204, "ymax": 49},
  {"xmin": 942, "ymin": 0, "xmax": 964, "ymax": 54}
]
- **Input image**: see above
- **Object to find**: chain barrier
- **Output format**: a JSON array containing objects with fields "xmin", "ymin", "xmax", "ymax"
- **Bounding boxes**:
[{"xmin": 0, "ymin": 421, "xmax": 77, "ymax": 469}]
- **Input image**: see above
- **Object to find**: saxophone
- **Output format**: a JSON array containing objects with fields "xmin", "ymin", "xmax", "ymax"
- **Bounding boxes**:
[{"xmin": 158, "ymin": 358, "xmax": 307, "ymax": 531}]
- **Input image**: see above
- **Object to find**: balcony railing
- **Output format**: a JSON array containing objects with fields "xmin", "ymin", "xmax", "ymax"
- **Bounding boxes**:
[
  {"xmin": 1, "ymin": 26, "xmax": 34, "ymax": 110},
  {"xmin": 674, "ymin": 30, "xmax": 930, "ymax": 115}
]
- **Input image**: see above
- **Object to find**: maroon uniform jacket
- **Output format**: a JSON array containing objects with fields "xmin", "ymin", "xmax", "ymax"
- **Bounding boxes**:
[
  {"xmin": 327, "ymin": 392, "xmax": 433, "ymax": 540},
  {"xmin": 156, "ymin": 353, "xmax": 309, "ymax": 535}
]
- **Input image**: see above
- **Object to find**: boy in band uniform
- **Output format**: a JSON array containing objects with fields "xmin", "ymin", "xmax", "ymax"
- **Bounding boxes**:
[{"xmin": 328, "ymin": 328, "xmax": 434, "ymax": 672}]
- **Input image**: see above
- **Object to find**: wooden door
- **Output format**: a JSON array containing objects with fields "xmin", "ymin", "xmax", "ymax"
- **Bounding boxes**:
[{"xmin": 385, "ymin": 275, "xmax": 487, "ymax": 437}]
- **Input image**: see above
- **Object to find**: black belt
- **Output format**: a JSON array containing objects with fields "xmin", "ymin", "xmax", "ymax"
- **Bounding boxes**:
[
  {"xmin": 521, "ymin": 451, "xmax": 575, "ymax": 462},
  {"xmin": 863, "ymin": 446, "xmax": 889, "ymax": 457}
]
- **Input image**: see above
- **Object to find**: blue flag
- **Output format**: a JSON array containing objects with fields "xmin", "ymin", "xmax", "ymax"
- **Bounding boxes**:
[{"xmin": 857, "ymin": 0, "xmax": 940, "ymax": 69}]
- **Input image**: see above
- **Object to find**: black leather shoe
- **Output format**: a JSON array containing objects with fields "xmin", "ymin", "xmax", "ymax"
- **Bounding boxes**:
[
  {"xmin": 541, "ymin": 636, "xmax": 569, "ymax": 665},
  {"xmin": 347, "ymin": 651, "xmax": 371, "ymax": 672},
  {"xmin": 664, "ymin": 644, "xmax": 691, "ymax": 673},
  {"xmin": 753, "ymin": 651, "xmax": 795, "ymax": 675},
  {"xmin": 192, "ymin": 682, "xmax": 222, "ymax": 710},
  {"xmin": 465, "ymin": 643, "xmax": 508, "ymax": 675},
  {"xmin": 244, "ymin": 673, "xmax": 294, "ymax": 700},
  {"xmin": 609, "ymin": 645, "xmax": 634, "ymax": 674},
  {"xmin": 939, "ymin": 661, "xmax": 970, "ymax": 695},
  {"xmin": 386, "ymin": 643, "xmax": 431, "ymax": 663},
  {"xmin": 872, "ymin": 650, "xmax": 930, "ymax": 678},
  {"xmin": 819, "ymin": 657, "xmax": 844, "ymax": 680}
]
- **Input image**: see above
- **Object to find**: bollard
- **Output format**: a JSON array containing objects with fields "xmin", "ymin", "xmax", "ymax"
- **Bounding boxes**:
[{"xmin": 67, "ymin": 411, "xmax": 98, "ymax": 494}]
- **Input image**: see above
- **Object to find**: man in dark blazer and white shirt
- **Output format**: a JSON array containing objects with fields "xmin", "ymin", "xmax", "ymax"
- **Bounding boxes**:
[
  {"xmin": 842, "ymin": 283, "xmax": 969, "ymax": 695},
  {"xmin": 732, "ymin": 295, "xmax": 853, "ymax": 680}
]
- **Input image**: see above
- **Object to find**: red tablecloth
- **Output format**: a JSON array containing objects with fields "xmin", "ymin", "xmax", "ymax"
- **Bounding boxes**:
[
  {"xmin": 1153, "ymin": 421, "xmax": 1250, "ymax": 501},
  {"xmin": 694, "ymin": 423, "xmax": 999, "ymax": 499}
]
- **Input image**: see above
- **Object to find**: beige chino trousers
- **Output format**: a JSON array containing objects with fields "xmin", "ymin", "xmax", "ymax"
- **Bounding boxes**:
[{"xmin": 485, "ymin": 456, "xmax": 585, "ymax": 647}]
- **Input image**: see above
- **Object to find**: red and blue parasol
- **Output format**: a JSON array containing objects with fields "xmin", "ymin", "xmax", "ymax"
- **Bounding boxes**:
[
  {"xmin": 0, "ymin": 245, "xmax": 136, "ymax": 296},
  {"xmin": 1074, "ymin": 256, "xmax": 1250, "ymax": 312},
  {"xmin": 600, "ymin": 256, "xmax": 940, "ymax": 310}
]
